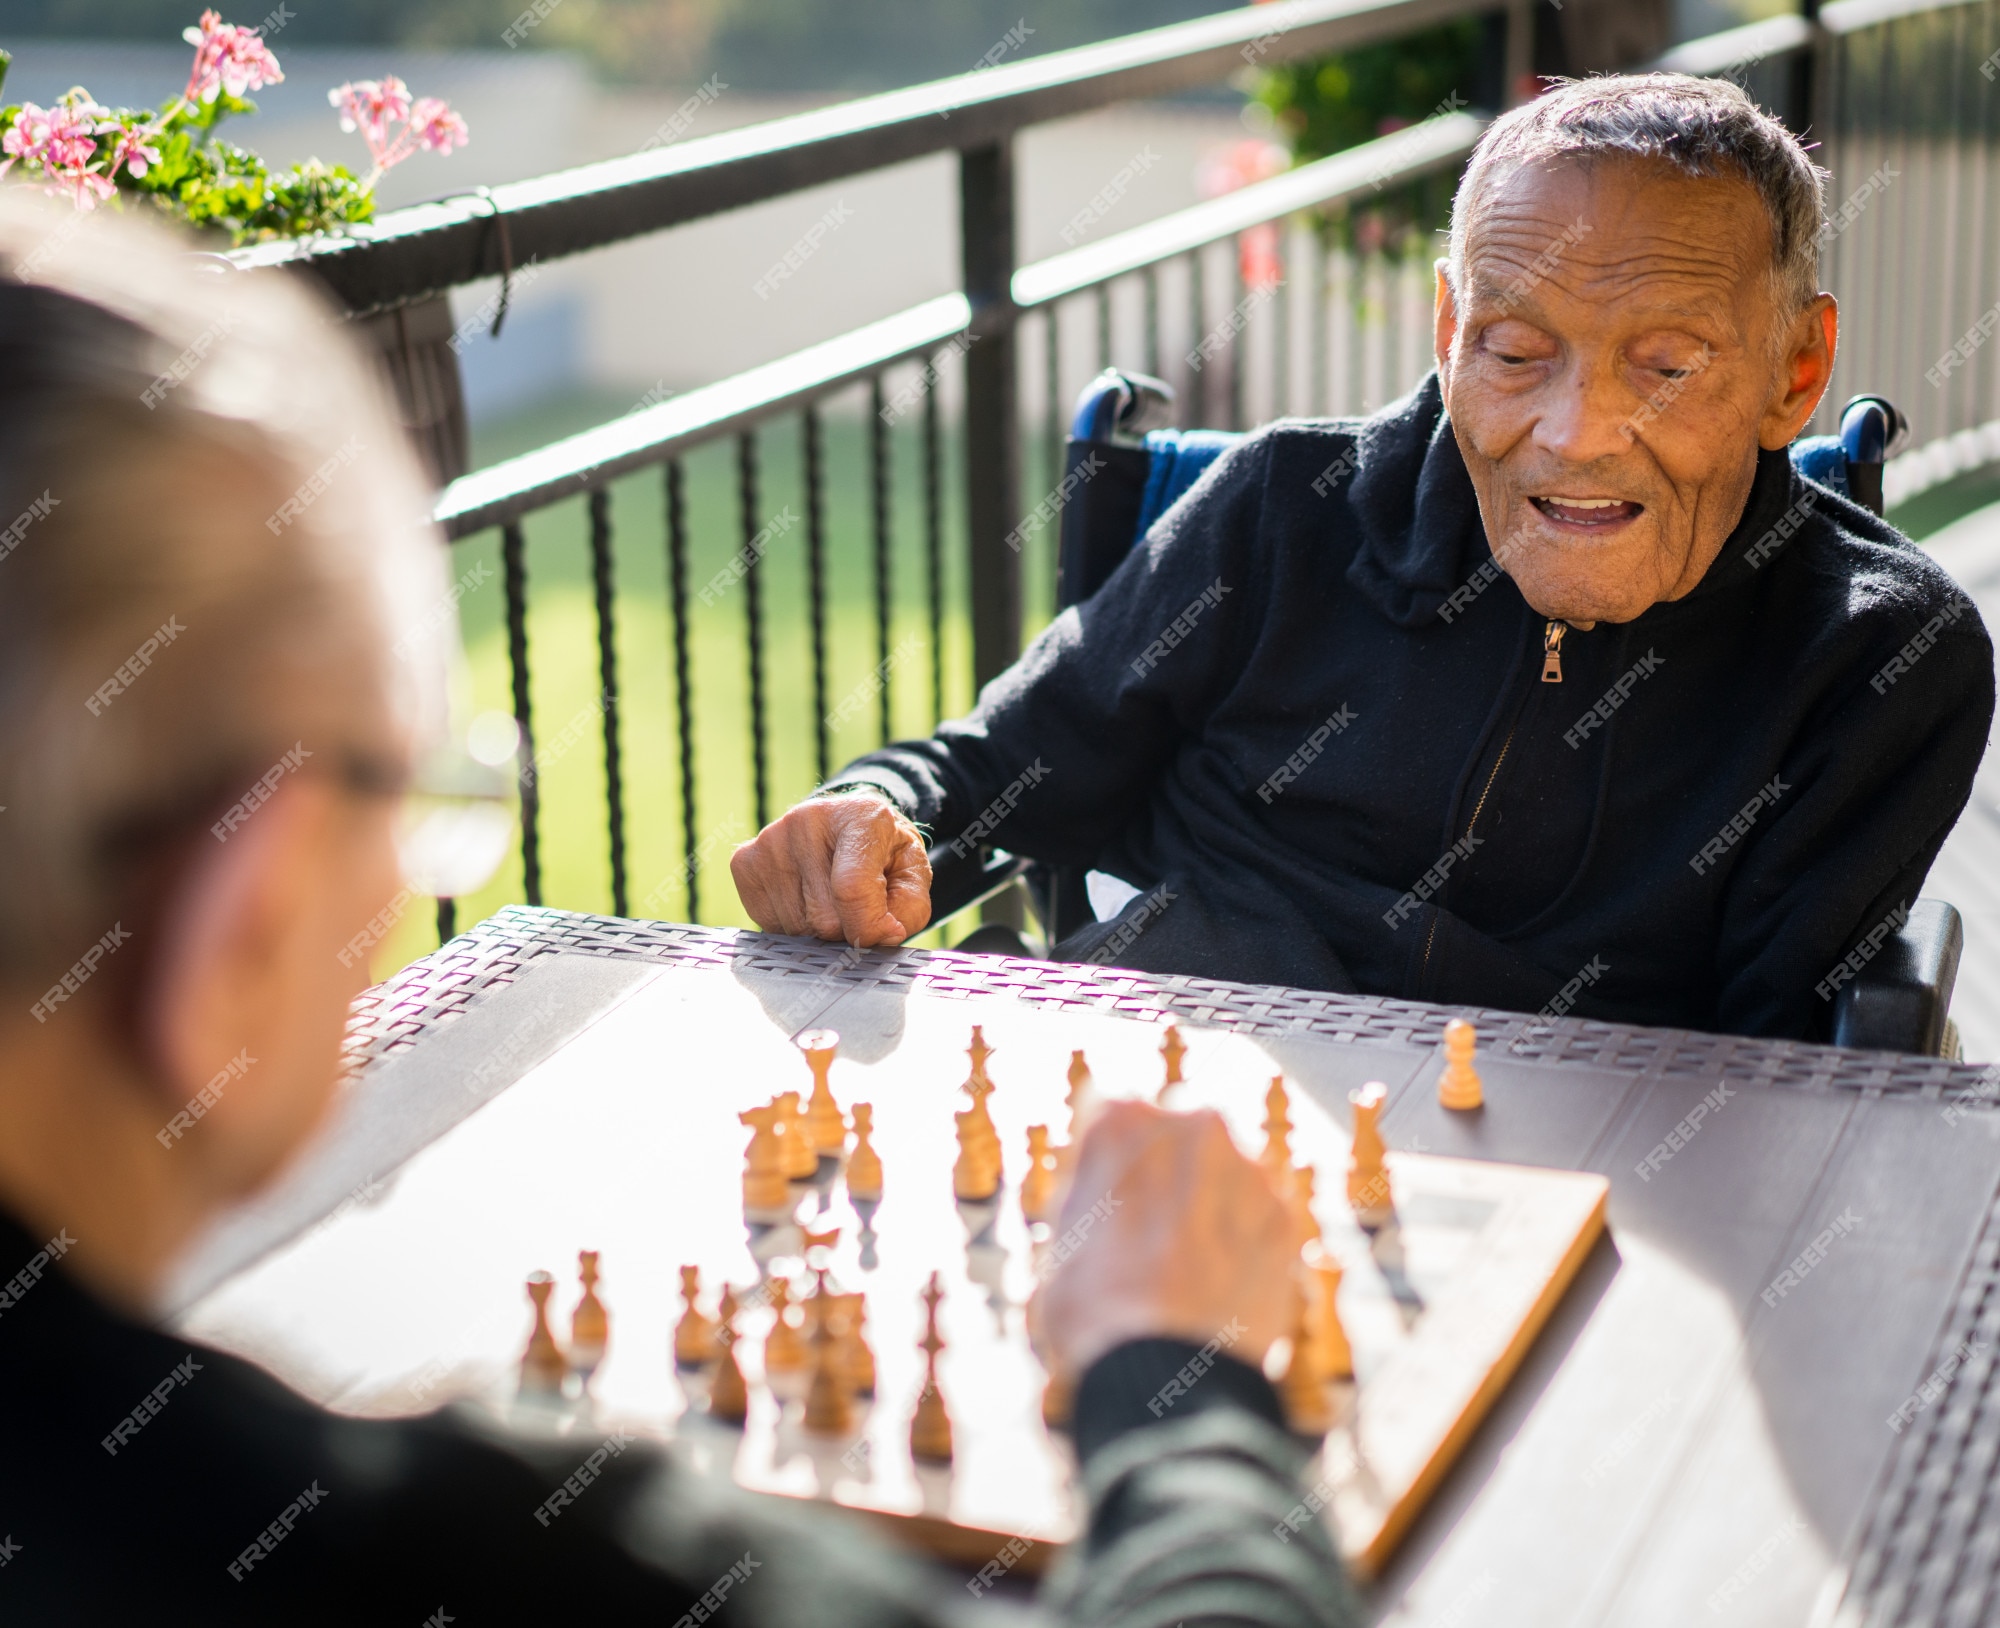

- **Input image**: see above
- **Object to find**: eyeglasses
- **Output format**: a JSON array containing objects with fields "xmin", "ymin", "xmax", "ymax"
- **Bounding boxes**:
[{"xmin": 390, "ymin": 711, "xmax": 520, "ymax": 900}]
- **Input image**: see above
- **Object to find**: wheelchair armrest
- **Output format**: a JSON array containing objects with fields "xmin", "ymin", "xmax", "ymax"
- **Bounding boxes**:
[
  {"xmin": 926, "ymin": 842, "xmax": 1030, "ymax": 928},
  {"xmin": 1830, "ymin": 898, "xmax": 1963, "ymax": 1055}
]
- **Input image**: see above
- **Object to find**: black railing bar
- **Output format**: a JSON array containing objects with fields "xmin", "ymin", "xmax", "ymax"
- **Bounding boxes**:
[
  {"xmin": 226, "ymin": 0, "xmax": 1489, "ymax": 312},
  {"xmin": 1822, "ymin": 0, "xmax": 1986, "ymax": 34},
  {"xmin": 1013, "ymin": 115, "xmax": 1485, "ymax": 309},
  {"xmin": 1648, "ymin": 14, "xmax": 1814, "ymax": 76},
  {"xmin": 434, "ymin": 293, "xmax": 968, "ymax": 539}
]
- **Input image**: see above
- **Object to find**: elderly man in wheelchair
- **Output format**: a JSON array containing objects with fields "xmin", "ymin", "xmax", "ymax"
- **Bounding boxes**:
[{"xmin": 732, "ymin": 73, "xmax": 1993, "ymax": 1056}]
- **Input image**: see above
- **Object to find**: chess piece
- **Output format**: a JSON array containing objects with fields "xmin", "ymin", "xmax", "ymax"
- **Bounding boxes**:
[
  {"xmin": 801, "ymin": 1224, "xmax": 840, "ymax": 1264},
  {"xmin": 1020, "ymin": 1125, "xmax": 1058, "ymax": 1223},
  {"xmin": 674, "ymin": 1265, "xmax": 718, "ymax": 1369},
  {"xmin": 846, "ymin": 1103, "xmax": 884, "ymax": 1201},
  {"xmin": 1278, "ymin": 1275, "xmax": 1334, "ymax": 1434},
  {"xmin": 570, "ymin": 1250, "xmax": 610, "ymax": 1382},
  {"xmin": 1041, "ymin": 1368, "xmax": 1075, "ymax": 1430},
  {"xmin": 1056, "ymin": 1051, "xmax": 1093, "ymax": 1177},
  {"xmin": 1438, "ymin": 1017, "xmax": 1484, "ymax": 1111},
  {"xmin": 1304, "ymin": 1243, "xmax": 1353, "ymax": 1380},
  {"xmin": 764, "ymin": 1277, "xmax": 807, "ymax": 1381},
  {"xmin": 741, "ymin": 1104, "xmax": 791, "ymax": 1214},
  {"xmin": 835, "ymin": 1292, "xmax": 876, "ymax": 1395},
  {"xmin": 910, "ymin": 1272, "xmax": 954, "ymax": 1463},
  {"xmin": 776, "ymin": 1092, "xmax": 819, "ymax": 1180},
  {"xmin": 953, "ymin": 1032, "xmax": 1003, "ymax": 1202},
  {"xmin": 1346, "ymin": 1081, "xmax": 1393, "ymax": 1227},
  {"xmin": 1157, "ymin": 1024, "xmax": 1188, "ymax": 1102},
  {"xmin": 803, "ymin": 1271, "xmax": 854, "ymax": 1434},
  {"xmin": 799, "ymin": 1029, "xmax": 848, "ymax": 1155},
  {"xmin": 519, "ymin": 1271, "xmax": 567, "ymax": 1397},
  {"xmin": 1291, "ymin": 1164, "xmax": 1324, "ymax": 1247},
  {"xmin": 1260, "ymin": 1077, "xmax": 1297, "ymax": 1203},
  {"xmin": 708, "ymin": 1286, "xmax": 749, "ymax": 1424}
]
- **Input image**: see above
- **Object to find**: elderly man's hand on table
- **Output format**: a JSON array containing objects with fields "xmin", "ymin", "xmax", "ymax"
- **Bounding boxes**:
[
  {"xmin": 730, "ymin": 791, "xmax": 933, "ymax": 947},
  {"xmin": 1032, "ymin": 1098, "xmax": 1298, "ymax": 1381}
]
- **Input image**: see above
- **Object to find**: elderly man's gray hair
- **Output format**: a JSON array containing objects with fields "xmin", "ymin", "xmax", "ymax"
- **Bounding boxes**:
[{"xmin": 1448, "ymin": 74, "xmax": 1829, "ymax": 317}]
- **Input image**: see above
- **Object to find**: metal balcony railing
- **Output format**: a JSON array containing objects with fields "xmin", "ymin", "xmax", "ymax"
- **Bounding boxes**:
[{"xmin": 227, "ymin": 0, "xmax": 2000, "ymax": 952}]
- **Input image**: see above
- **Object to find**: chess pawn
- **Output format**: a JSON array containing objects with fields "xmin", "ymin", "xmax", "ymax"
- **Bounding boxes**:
[
  {"xmin": 674, "ymin": 1265, "xmax": 718, "ymax": 1369},
  {"xmin": 1158, "ymin": 1024, "xmax": 1188, "ymax": 1102},
  {"xmin": 803, "ymin": 1276, "xmax": 854, "ymax": 1435},
  {"xmin": 910, "ymin": 1273, "xmax": 953, "ymax": 1464},
  {"xmin": 764, "ymin": 1277, "xmax": 808, "ymax": 1385},
  {"xmin": 520, "ymin": 1271, "xmax": 568, "ymax": 1398},
  {"xmin": 1438, "ymin": 1018, "xmax": 1484, "ymax": 1111},
  {"xmin": 1304, "ymin": 1243, "xmax": 1353, "ymax": 1380},
  {"xmin": 836, "ymin": 1292, "xmax": 876, "ymax": 1395},
  {"xmin": 846, "ymin": 1103, "xmax": 884, "ymax": 1202},
  {"xmin": 1278, "ymin": 1276, "xmax": 1334, "ymax": 1435},
  {"xmin": 1346, "ymin": 1081, "xmax": 1394, "ymax": 1227},
  {"xmin": 775, "ymin": 1092, "xmax": 819, "ymax": 1180},
  {"xmin": 570, "ymin": 1250, "xmax": 610, "ymax": 1382},
  {"xmin": 1290, "ymin": 1163, "xmax": 1325, "ymax": 1248},
  {"xmin": 741, "ymin": 1104, "xmax": 791, "ymax": 1215},
  {"xmin": 1020, "ymin": 1125, "xmax": 1058, "ymax": 1223},
  {"xmin": 708, "ymin": 1287, "xmax": 749, "ymax": 1424},
  {"xmin": 799, "ymin": 1029, "xmax": 848, "ymax": 1156}
]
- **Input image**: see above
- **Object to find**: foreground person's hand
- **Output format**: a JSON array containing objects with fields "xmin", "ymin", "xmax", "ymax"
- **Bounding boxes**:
[
  {"xmin": 1032, "ymin": 1098, "xmax": 1297, "ymax": 1380},
  {"xmin": 730, "ymin": 791, "xmax": 932, "ymax": 947}
]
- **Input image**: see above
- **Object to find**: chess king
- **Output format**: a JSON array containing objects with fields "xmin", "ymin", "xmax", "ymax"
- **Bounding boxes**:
[
  {"xmin": 730, "ymin": 75, "xmax": 1991, "ymax": 1045},
  {"xmin": 0, "ymin": 192, "xmax": 1352, "ymax": 1622}
]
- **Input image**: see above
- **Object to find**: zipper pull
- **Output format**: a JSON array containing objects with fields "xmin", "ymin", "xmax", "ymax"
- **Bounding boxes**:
[{"xmin": 1541, "ymin": 620, "xmax": 1566, "ymax": 683}]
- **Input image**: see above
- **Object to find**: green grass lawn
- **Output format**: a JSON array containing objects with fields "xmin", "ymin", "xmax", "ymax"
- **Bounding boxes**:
[{"xmin": 368, "ymin": 389, "xmax": 1064, "ymax": 980}]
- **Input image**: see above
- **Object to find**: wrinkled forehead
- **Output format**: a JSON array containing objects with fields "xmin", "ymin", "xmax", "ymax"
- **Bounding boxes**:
[{"xmin": 1458, "ymin": 153, "xmax": 1780, "ymax": 315}]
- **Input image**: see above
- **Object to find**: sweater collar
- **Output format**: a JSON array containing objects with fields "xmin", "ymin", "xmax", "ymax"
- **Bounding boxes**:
[{"xmin": 1342, "ymin": 371, "xmax": 1803, "ymax": 626}]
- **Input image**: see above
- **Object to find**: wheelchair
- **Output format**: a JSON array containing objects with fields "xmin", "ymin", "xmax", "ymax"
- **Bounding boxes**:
[{"xmin": 928, "ymin": 372, "xmax": 1961, "ymax": 1058}]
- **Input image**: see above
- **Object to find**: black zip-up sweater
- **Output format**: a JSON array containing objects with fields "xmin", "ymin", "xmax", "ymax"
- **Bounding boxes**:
[{"xmin": 836, "ymin": 376, "xmax": 1993, "ymax": 1039}]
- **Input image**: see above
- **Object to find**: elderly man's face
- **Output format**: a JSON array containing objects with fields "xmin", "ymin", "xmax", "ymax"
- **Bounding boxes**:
[{"xmin": 1436, "ymin": 157, "xmax": 1836, "ymax": 624}]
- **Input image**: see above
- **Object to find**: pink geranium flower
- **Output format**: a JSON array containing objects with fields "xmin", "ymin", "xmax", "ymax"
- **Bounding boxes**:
[
  {"xmin": 182, "ymin": 8, "xmax": 284, "ymax": 104},
  {"xmin": 112, "ymin": 128, "xmax": 164, "ymax": 179},
  {"xmin": 330, "ymin": 78, "xmax": 468, "ymax": 184},
  {"xmin": 409, "ymin": 98, "xmax": 469, "ymax": 156}
]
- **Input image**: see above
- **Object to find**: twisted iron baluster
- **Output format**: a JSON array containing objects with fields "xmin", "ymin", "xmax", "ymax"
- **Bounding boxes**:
[
  {"xmin": 803, "ymin": 404, "xmax": 831, "ymax": 788},
  {"xmin": 870, "ymin": 375, "xmax": 893, "ymax": 746},
  {"xmin": 665, "ymin": 459, "xmax": 699, "ymax": 922},
  {"xmin": 739, "ymin": 431, "xmax": 770, "ymax": 831},
  {"xmin": 502, "ymin": 521, "xmax": 541, "ymax": 907},
  {"xmin": 588, "ymin": 486, "xmax": 628, "ymax": 917},
  {"xmin": 923, "ymin": 358, "xmax": 945, "ymax": 727}
]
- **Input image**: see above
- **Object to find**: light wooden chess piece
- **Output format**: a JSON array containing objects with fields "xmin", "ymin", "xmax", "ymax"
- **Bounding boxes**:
[
  {"xmin": 846, "ymin": 1103, "xmax": 884, "ymax": 1201},
  {"xmin": 1346, "ymin": 1081, "xmax": 1393, "ymax": 1228},
  {"xmin": 1438, "ymin": 1017, "xmax": 1484, "ymax": 1111},
  {"xmin": 910, "ymin": 1272, "xmax": 954, "ymax": 1463},
  {"xmin": 764, "ymin": 1277, "xmax": 807, "ymax": 1382},
  {"xmin": 1291, "ymin": 1164, "xmax": 1324, "ymax": 1248},
  {"xmin": 799, "ymin": 1028, "xmax": 848, "ymax": 1155},
  {"xmin": 803, "ymin": 1271, "xmax": 854, "ymax": 1435},
  {"xmin": 1056, "ymin": 1051, "xmax": 1093, "ymax": 1176},
  {"xmin": 953, "ymin": 1031, "xmax": 1003, "ymax": 1202},
  {"xmin": 674, "ymin": 1265, "xmax": 718, "ymax": 1369},
  {"xmin": 1020, "ymin": 1125, "xmax": 1058, "ymax": 1223},
  {"xmin": 775, "ymin": 1092, "xmax": 819, "ymax": 1180},
  {"xmin": 519, "ymin": 1271, "xmax": 567, "ymax": 1398},
  {"xmin": 835, "ymin": 1292, "xmax": 876, "ymax": 1395},
  {"xmin": 1303, "ymin": 1242, "xmax": 1353, "ymax": 1380},
  {"xmin": 1260, "ymin": 1077, "xmax": 1298, "ymax": 1204},
  {"xmin": 801, "ymin": 1224, "xmax": 840, "ymax": 1264},
  {"xmin": 569, "ymin": 1250, "xmax": 610, "ymax": 1382},
  {"xmin": 1278, "ymin": 1274, "xmax": 1334, "ymax": 1434},
  {"xmin": 1157, "ymin": 1024, "xmax": 1188, "ymax": 1102},
  {"xmin": 741, "ymin": 1104, "xmax": 791, "ymax": 1215},
  {"xmin": 708, "ymin": 1286, "xmax": 748, "ymax": 1424}
]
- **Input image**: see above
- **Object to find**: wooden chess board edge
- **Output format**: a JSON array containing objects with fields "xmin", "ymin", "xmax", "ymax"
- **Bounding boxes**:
[
  {"xmin": 857, "ymin": 1507, "xmax": 1060, "ymax": 1574},
  {"xmin": 1347, "ymin": 1175, "xmax": 1610, "ymax": 1578}
]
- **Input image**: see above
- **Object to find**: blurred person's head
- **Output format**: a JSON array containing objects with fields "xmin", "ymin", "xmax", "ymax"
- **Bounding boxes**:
[
  {"xmin": 0, "ymin": 191, "xmax": 451, "ymax": 1307},
  {"xmin": 1435, "ymin": 74, "xmax": 1837, "ymax": 624}
]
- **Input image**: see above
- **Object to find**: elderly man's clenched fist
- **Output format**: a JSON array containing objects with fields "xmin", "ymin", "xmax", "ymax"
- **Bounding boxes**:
[{"xmin": 730, "ymin": 791, "xmax": 933, "ymax": 947}]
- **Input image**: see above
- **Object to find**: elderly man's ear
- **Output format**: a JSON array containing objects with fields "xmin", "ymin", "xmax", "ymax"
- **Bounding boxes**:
[
  {"xmin": 1760, "ymin": 294, "xmax": 1839, "ymax": 451},
  {"xmin": 140, "ymin": 777, "xmax": 398, "ymax": 1202}
]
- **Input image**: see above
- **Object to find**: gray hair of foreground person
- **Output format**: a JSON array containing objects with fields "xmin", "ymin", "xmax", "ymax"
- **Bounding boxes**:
[
  {"xmin": 0, "ymin": 191, "xmax": 449, "ymax": 995},
  {"xmin": 1448, "ymin": 73, "xmax": 1829, "ymax": 320}
]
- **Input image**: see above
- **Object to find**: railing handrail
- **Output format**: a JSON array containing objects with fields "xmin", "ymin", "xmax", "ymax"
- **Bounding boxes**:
[
  {"xmin": 429, "ymin": 115, "xmax": 1487, "ymax": 537},
  {"xmin": 226, "ymin": 0, "xmax": 1495, "ymax": 315},
  {"xmin": 1649, "ymin": 14, "xmax": 1816, "ymax": 77}
]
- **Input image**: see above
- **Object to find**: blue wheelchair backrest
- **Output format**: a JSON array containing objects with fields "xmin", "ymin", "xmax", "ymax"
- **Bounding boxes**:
[{"xmin": 1056, "ymin": 371, "xmax": 1905, "ymax": 612}]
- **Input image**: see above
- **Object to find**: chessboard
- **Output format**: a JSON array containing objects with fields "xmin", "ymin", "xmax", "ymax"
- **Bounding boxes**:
[{"xmin": 175, "ymin": 961, "xmax": 1608, "ymax": 1578}]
